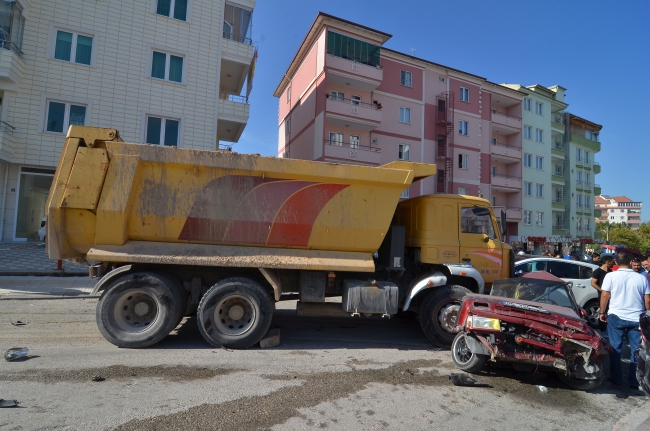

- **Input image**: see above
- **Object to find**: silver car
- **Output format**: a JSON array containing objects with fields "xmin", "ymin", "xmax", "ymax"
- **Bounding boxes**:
[{"xmin": 514, "ymin": 257, "xmax": 600, "ymax": 327}]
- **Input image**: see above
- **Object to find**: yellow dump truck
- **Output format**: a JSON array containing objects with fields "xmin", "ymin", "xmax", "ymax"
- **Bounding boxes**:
[{"xmin": 47, "ymin": 126, "xmax": 513, "ymax": 349}]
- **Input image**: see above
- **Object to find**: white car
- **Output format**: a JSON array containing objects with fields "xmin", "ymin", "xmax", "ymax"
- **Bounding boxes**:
[
  {"xmin": 514, "ymin": 257, "xmax": 600, "ymax": 327},
  {"xmin": 38, "ymin": 217, "xmax": 46, "ymax": 241}
]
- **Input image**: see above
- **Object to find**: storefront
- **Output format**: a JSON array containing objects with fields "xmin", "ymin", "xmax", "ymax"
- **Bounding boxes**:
[
  {"xmin": 510, "ymin": 235, "xmax": 606, "ymax": 256},
  {"xmin": 13, "ymin": 167, "xmax": 55, "ymax": 241}
]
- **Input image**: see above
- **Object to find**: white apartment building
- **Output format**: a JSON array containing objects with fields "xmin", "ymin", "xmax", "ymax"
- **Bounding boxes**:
[
  {"xmin": 0, "ymin": 0, "xmax": 256, "ymax": 241},
  {"xmin": 596, "ymin": 195, "xmax": 642, "ymax": 230}
]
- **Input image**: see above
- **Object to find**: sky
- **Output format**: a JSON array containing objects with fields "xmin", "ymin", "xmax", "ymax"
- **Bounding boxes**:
[{"xmin": 235, "ymin": 0, "xmax": 650, "ymax": 220}]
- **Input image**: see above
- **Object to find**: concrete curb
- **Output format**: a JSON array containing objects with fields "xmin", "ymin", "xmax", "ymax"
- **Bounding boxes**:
[
  {"xmin": 0, "ymin": 294, "xmax": 100, "ymax": 300},
  {"xmin": 0, "ymin": 271, "xmax": 88, "ymax": 277}
]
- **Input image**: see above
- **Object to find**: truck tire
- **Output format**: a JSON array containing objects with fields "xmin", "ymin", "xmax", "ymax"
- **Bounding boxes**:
[
  {"xmin": 197, "ymin": 277, "xmax": 274, "ymax": 349},
  {"xmin": 451, "ymin": 333, "xmax": 488, "ymax": 373},
  {"xmin": 556, "ymin": 358, "xmax": 605, "ymax": 391},
  {"xmin": 96, "ymin": 272, "xmax": 187, "ymax": 348},
  {"xmin": 419, "ymin": 285, "xmax": 469, "ymax": 348}
]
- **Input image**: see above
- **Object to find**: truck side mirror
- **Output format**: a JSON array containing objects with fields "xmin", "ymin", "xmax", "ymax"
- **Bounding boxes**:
[
  {"xmin": 500, "ymin": 210, "xmax": 507, "ymax": 237},
  {"xmin": 482, "ymin": 234, "xmax": 489, "ymax": 243}
]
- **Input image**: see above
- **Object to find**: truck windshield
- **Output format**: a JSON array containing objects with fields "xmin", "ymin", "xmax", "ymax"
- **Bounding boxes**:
[
  {"xmin": 490, "ymin": 278, "xmax": 576, "ymax": 310},
  {"xmin": 460, "ymin": 207, "xmax": 496, "ymax": 238}
]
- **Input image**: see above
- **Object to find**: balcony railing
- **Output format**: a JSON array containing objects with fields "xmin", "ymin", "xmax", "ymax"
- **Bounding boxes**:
[
  {"xmin": 553, "ymin": 224, "xmax": 565, "ymax": 230},
  {"xmin": 223, "ymin": 32, "xmax": 252, "ymax": 45},
  {"xmin": 324, "ymin": 139, "xmax": 381, "ymax": 152},
  {"xmin": 553, "ymin": 168, "xmax": 564, "ymax": 176},
  {"xmin": 218, "ymin": 143, "xmax": 233, "ymax": 151},
  {"xmin": 0, "ymin": 121, "xmax": 15, "ymax": 135},
  {"xmin": 552, "ymin": 114, "xmax": 564, "ymax": 125},
  {"xmin": 219, "ymin": 92, "xmax": 248, "ymax": 104},
  {"xmin": 552, "ymin": 140, "xmax": 564, "ymax": 151},
  {"xmin": 491, "ymin": 110, "xmax": 521, "ymax": 121},
  {"xmin": 325, "ymin": 95, "xmax": 381, "ymax": 110},
  {"xmin": 553, "ymin": 197, "xmax": 564, "ymax": 203},
  {"xmin": 571, "ymin": 129, "xmax": 600, "ymax": 142},
  {"xmin": 491, "ymin": 141, "xmax": 521, "ymax": 150},
  {"xmin": 0, "ymin": 39, "xmax": 23, "ymax": 57}
]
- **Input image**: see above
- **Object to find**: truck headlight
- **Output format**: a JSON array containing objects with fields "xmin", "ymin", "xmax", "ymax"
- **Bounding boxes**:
[{"xmin": 466, "ymin": 315, "xmax": 500, "ymax": 331}]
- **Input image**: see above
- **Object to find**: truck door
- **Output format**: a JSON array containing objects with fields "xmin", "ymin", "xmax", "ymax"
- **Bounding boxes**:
[{"xmin": 458, "ymin": 206, "xmax": 503, "ymax": 285}]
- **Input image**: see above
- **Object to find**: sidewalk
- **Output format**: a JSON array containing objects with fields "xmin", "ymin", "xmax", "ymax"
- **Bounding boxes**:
[
  {"xmin": 0, "ymin": 276, "xmax": 98, "ymax": 299},
  {"xmin": 0, "ymin": 242, "xmax": 89, "ymax": 276}
]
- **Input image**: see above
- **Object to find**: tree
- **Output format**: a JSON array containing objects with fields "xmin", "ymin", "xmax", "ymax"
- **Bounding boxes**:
[{"xmin": 596, "ymin": 222, "xmax": 641, "ymax": 250}]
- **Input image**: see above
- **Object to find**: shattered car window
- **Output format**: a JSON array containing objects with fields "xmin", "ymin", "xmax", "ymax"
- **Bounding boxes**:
[{"xmin": 490, "ymin": 278, "xmax": 575, "ymax": 309}]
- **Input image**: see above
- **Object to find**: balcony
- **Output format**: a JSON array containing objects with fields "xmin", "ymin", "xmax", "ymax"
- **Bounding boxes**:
[
  {"xmin": 575, "ymin": 180, "xmax": 584, "ymax": 190},
  {"xmin": 584, "ymin": 183, "xmax": 592, "ymax": 193},
  {"xmin": 551, "ymin": 169, "xmax": 565, "ymax": 184},
  {"xmin": 491, "ymin": 174, "xmax": 521, "ymax": 192},
  {"xmin": 220, "ymin": 32, "xmax": 255, "ymax": 96},
  {"xmin": 0, "ymin": 41, "xmax": 23, "ymax": 86},
  {"xmin": 594, "ymin": 183, "xmax": 601, "ymax": 195},
  {"xmin": 552, "ymin": 196, "xmax": 564, "ymax": 209},
  {"xmin": 551, "ymin": 140, "xmax": 565, "ymax": 158},
  {"xmin": 506, "ymin": 207, "xmax": 522, "ymax": 221},
  {"xmin": 325, "ymin": 96, "xmax": 382, "ymax": 131},
  {"xmin": 491, "ymin": 110, "xmax": 521, "ymax": 135},
  {"xmin": 0, "ymin": 120, "xmax": 16, "ymax": 162},
  {"xmin": 217, "ymin": 93, "xmax": 249, "ymax": 143},
  {"xmin": 490, "ymin": 141, "xmax": 521, "ymax": 164},
  {"xmin": 323, "ymin": 139, "xmax": 381, "ymax": 165},
  {"xmin": 325, "ymin": 54, "xmax": 383, "ymax": 92},
  {"xmin": 570, "ymin": 132, "xmax": 601, "ymax": 152},
  {"xmin": 551, "ymin": 113, "xmax": 565, "ymax": 132},
  {"xmin": 593, "ymin": 161, "xmax": 601, "ymax": 174}
]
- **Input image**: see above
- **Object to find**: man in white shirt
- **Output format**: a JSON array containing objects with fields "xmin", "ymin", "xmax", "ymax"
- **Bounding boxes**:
[{"xmin": 600, "ymin": 252, "xmax": 650, "ymax": 388}]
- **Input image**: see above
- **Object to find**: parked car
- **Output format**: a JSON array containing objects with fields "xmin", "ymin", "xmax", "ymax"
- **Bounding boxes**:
[
  {"xmin": 451, "ymin": 271, "xmax": 610, "ymax": 391},
  {"xmin": 514, "ymin": 258, "xmax": 600, "ymax": 327},
  {"xmin": 38, "ymin": 217, "xmax": 46, "ymax": 241},
  {"xmin": 636, "ymin": 311, "xmax": 650, "ymax": 397}
]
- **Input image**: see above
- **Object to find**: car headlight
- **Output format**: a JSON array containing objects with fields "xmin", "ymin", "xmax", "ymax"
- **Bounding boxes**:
[{"xmin": 467, "ymin": 315, "xmax": 500, "ymax": 330}]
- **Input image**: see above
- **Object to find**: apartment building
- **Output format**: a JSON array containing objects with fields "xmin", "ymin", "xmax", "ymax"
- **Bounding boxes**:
[
  {"xmin": 274, "ymin": 13, "xmax": 525, "ymax": 236},
  {"xmin": 0, "ymin": 0, "xmax": 256, "ymax": 241},
  {"xmin": 596, "ymin": 195, "xmax": 642, "ymax": 230}
]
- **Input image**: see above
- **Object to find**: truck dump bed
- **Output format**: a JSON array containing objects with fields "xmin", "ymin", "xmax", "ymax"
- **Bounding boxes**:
[{"xmin": 46, "ymin": 127, "xmax": 435, "ymax": 272}]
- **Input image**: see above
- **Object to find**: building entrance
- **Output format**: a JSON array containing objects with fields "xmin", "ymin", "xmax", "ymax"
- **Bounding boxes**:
[{"xmin": 15, "ymin": 168, "xmax": 54, "ymax": 241}]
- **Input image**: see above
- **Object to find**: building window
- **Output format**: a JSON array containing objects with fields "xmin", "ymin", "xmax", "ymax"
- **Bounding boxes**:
[
  {"xmin": 524, "ymin": 210, "xmax": 532, "ymax": 225},
  {"xmin": 524, "ymin": 182, "xmax": 532, "ymax": 196},
  {"xmin": 523, "ymin": 153, "xmax": 532, "ymax": 167},
  {"xmin": 586, "ymin": 218, "xmax": 590, "ymax": 232},
  {"xmin": 576, "ymin": 171, "xmax": 582, "ymax": 184},
  {"xmin": 151, "ymin": 50, "xmax": 184, "ymax": 83},
  {"xmin": 458, "ymin": 120, "xmax": 468, "ymax": 135},
  {"xmin": 287, "ymin": 87, "xmax": 291, "ymax": 103},
  {"xmin": 535, "ymin": 101, "xmax": 543, "ymax": 115},
  {"xmin": 351, "ymin": 95, "xmax": 361, "ymax": 106},
  {"xmin": 399, "ymin": 107, "xmax": 411, "ymax": 124},
  {"xmin": 400, "ymin": 70, "xmax": 412, "ymax": 87},
  {"xmin": 458, "ymin": 154, "xmax": 468, "ymax": 169},
  {"xmin": 326, "ymin": 31, "xmax": 381, "ymax": 68},
  {"xmin": 535, "ymin": 128, "xmax": 543, "ymax": 142},
  {"xmin": 491, "ymin": 166, "xmax": 497, "ymax": 176},
  {"xmin": 523, "ymin": 125, "xmax": 532, "ymax": 140},
  {"xmin": 576, "ymin": 194, "xmax": 583, "ymax": 207},
  {"xmin": 45, "ymin": 101, "xmax": 87, "ymax": 133},
  {"xmin": 145, "ymin": 115, "xmax": 180, "ymax": 146},
  {"xmin": 523, "ymin": 98, "xmax": 531, "ymax": 111},
  {"xmin": 536, "ymin": 212, "xmax": 544, "ymax": 226},
  {"xmin": 585, "ymin": 195, "xmax": 591, "ymax": 208},
  {"xmin": 398, "ymin": 144, "xmax": 410, "ymax": 160},
  {"xmin": 350, "ymin": 135, "xmax": 360, "ymax": 149},
  {"xmin": 156, "ymin": 0, "xmax": 188, "ymax": 21},
  {"xmin": 460, "ymin": 87, "xmax": 469, "ymax": 102},
  {"xmin": 54, "ymin": 30, "xmax": 93, "ymax": 65},
  {"xmin": 577, "ymin": 218, "xmax": 582, "ymax": 231},
  {"xmin": 224, "ymin": 3, "xmax": 253, "ymax": 44},
  {"xmin": 576, "ymin": 148, "xmax": 582, "ymax": 161},
  {"xmin": 491, "ymin": 196, "xmax": 497, "ymax": 206},
  {"xmin": 458, "ymin": 187, "xmax": 468, "ymax": 195},
  {"xmin": 0, "ymin": 1, "xmax": 24, "ymax": 54},
  {"xmin": 535, "ymin": 156, "xmax": 544, "ymax": 170},
  {"xmin": 330, "ymin": 91, "xmax": 344, "ymax": 102},
  {"xmin": 536, "ymin": 183, "xmax": 544, "ymax": 198},
  {"xmin": 401, "ymin": 188, "xmax": 410, "ymax": 199},
  {"xmin": 585, "ymin": 172, "xmax": 590, "ymax": 186},
  {"xmin": 585, "ymin": 151, "xmax": 590, "ymax": 164},
  {"xmin": 329, "ymin": 132, "xmax": 343, "ymax": 146},
  {"xmin": 284, "ymin": 117, "xmax": 290, "ymax": 135}
]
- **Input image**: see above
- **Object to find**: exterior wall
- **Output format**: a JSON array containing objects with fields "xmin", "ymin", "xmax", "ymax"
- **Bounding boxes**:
[
  {"xmin": 0, "ymin": 0, "xmax": 256, "ymax": 240},
  {"xmin": 595, "ymin": 196, "xmax": 642, "ymax": 230}
]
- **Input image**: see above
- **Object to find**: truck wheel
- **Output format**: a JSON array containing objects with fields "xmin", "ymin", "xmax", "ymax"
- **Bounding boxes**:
[
  {"xmin": 556, "ymin": 359, "xmax": 605, "ymax": 391},
  {"xmin": 419, "ymin": 285, "xmax": 469, "ymax": 348},
  {"xmin": 96, "ymin": 272, "xmax": 187, "ymax": 348},
  {"xmin": 451, "ymin": 333, "xmax": 487, "ymax": 373},
  {"xmin": 197, "ymin": 277, "xmax": 274, "ymax": 349}
]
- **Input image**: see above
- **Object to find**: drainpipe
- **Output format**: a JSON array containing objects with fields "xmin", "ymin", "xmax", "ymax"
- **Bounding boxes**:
[{"xmin": 0, "ymin": 162, "xmax": 8, "ymax": 241}]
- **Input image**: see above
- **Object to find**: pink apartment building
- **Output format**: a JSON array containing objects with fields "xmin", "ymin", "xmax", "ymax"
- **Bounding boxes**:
[{"xmin": 274, "ymin": 13, "xmax": 526, "ymax": 236}]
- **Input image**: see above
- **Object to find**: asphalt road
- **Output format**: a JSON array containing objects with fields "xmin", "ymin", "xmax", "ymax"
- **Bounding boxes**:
[{"xmin": 1, "ymin": 298, "xmax": 649, "ymax": 431}]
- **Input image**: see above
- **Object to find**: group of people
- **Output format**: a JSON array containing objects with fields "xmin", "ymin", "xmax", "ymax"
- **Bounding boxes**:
[{"xmin": 590, "ymin": 252, "xmax": 650, "ymax": 389}]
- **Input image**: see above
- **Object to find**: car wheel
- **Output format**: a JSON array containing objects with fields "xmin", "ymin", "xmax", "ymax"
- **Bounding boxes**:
[
  {"xmin": 450, "ymin": 332, "xmax": 487, "ymax": 373},
  {"xmin": 583, "ymin": 300, "xmax": 600, "ymax": 328},
  {"xmin": 556, "ymin": 358, "xmax": 605, "ymax": 391}
]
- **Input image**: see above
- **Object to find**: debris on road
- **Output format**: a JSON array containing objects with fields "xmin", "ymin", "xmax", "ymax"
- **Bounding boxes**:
[
  {"xmin": 448, "ymin": 373, "xmax": 493, "ymax": 388},
  {"xmin": 10, "ymin": 320, "xmax": 27, "ymax": 326},
  {"xmin": 0, "ymin": 399, "xmax": 20, "ymax": 408},
  {"xmin": 4, "ymin": 347, "xmax": 29, "ymax": 362},
  {"xmin": 260, "ymin": 328, "xmax": 281, "ymax": 348},
  {"xmin": 536, "ymin": 385, "xmax": 549, "ymax": 394},
  {"xmin": 91, "ymin": 375, "xmax": 105, "ymax": 382}
]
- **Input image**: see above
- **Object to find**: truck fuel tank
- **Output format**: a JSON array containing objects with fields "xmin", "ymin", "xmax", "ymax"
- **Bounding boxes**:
[{"xmin": 342, "ymin": 280, "xmax": 398, "ymax": 316}]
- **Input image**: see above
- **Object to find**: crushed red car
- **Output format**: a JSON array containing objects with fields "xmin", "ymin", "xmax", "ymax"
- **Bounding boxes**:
[{"xmin": 451, "ymin": 271, "xmax": 611, "ymax": 391}]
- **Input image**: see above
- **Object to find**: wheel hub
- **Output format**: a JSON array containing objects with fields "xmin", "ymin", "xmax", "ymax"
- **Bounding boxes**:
[
  {"xmin": 134, "ymin": 301, "xmax": 150, "ymax": 316},
  {"xmin": 113, "ymin": 291, "xmax": 159, "ymax": 333},
  {"xmin": 228, "ymin": 305, "xmax": 245, "ymax": 320},
  {"xmin": 439, "ymin": 303, "xmax": 461, "ymax": 333},
  {"xmin": 214, "ymin": 295, "xmax": 256, "ymax": 336}
]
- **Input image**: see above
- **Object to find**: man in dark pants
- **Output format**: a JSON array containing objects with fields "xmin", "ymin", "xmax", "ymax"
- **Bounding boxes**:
[
  {"xmin": 591, "ymin": 255, "xmax": 614, "ymax": 331},
  {"xmin": 600, "ymin": 252, "xmax": 650, "ymax": 388}
]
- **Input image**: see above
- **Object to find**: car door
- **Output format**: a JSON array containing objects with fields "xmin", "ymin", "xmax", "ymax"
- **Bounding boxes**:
[
  {"xmin": 576, "ymin": 264, "xmax": 598, "ymax": 307},
  {"xmin": 546, "ymin": 260, "xmax": 588, "ymax": 306}
]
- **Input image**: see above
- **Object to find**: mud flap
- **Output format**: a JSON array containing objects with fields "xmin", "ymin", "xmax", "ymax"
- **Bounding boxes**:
[{"xmin": 561, "ymin": 337, "xmax": 601, "ymax": 380}]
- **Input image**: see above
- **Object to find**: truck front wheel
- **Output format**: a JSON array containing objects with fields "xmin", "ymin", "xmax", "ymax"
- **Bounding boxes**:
[
  {"xmin": 96, "ymin": 272, "xmax": 187, "ymax": 348},
  {"xmin": 197, "ymin": 277, "xmax": 274, "ymax": 349},
  {"xmin": 419, "ymin": 285, "xmax": 469, "ymax": 348}
]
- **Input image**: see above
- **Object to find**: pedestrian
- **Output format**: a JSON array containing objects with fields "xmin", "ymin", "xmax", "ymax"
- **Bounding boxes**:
[
  {"xmin": 564, "ymin": 250, "xmax": 572, "ymax": 259},
  {"xmin": 600, "ymin": 252, "xmax": 650, "ymax": 388},
  {"xmin": 591, "ymin": 255, "xmax": 614, "ymax": 331},
  {"xmin": 631, "ymin": 258, "xmax": 645, "ymax": 275},
  {"xmin": 642, "ymin": 257, "xmax": 650, "ymax": 273},
  {"xmin": 592, "ymin": 253, "xmax": 601, "ymax": 264},
  {"xmin": 554, "ymin": 253, "xmax": 563, "ymax": 259},
  {"xmin": 544, "ymin": 249, "xmax": 551, "ymax": 257}
]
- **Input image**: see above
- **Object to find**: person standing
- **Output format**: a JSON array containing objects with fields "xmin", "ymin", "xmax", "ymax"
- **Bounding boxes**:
[
  {"xmin": 591, "ymin": 255, "xmax": 614, "ymax": 331},
  {"xmin": 592, "ymin": 253, "xmax": 601, "ymax": 264},
  {"xmin": 642, "ymin": 257, "xmax": 650, "ymax": 273},
  {"xmin": 600, "ymin": 252, "xmax": 650, "ymax": 388}
]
